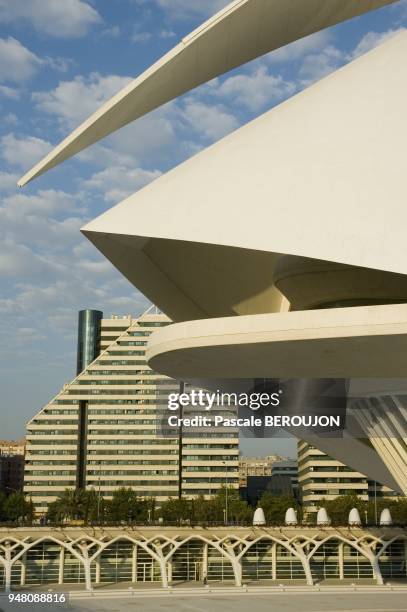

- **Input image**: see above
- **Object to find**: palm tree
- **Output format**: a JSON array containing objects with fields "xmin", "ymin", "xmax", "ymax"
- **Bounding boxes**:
[{"xmin": 52, "ymin": 488, "xmax": 88, "ymax": 521}]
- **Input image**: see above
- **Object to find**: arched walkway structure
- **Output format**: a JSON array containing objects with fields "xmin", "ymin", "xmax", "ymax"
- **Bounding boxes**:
[{"xmin": 1, "ymin": 527, "xmax": 406, "ymax": 591}]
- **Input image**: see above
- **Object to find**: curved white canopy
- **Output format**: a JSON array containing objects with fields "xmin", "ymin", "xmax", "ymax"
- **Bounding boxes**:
[
  {"xmin": 146, "ymin": 304, "xmax": 407, "ymax": 378},
  {"xmin": 18, "ymin": 0, "xmax": 397, "ymax": 186}
]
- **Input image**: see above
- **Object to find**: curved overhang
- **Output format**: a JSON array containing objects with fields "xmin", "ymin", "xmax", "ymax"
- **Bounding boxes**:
[
  {"xmin": 18, "ymin": 0, "xmax": 397, "ymax": 186},
  {"xmin": 82, "ymin": 31, "xmax": 407, "ymax": 321},
  {"xmin": 146, "ymin": 303, "xmax": 407, "ymax": 378}
]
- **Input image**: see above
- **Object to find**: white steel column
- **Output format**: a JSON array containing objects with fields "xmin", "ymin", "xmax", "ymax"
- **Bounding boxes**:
[
  {"xmin": 20, "ymin": 552, "xmax": 26, "ymax": 586},
  {"xmin": 3, "ymin": 542, "xmax": 12, "ymax": 593},
  {"xmin": 95, "ymin": 556, "xmax": 101, "ymax": 584}
]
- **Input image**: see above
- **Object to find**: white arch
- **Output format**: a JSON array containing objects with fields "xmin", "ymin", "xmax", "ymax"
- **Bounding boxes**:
[
  {"xmin": 1, "ymin": 530, "xmax": 406, "ymax": 591},
  {"xmin": 18, "ymin": 0, "xmax": 396, "ymax": 187}
]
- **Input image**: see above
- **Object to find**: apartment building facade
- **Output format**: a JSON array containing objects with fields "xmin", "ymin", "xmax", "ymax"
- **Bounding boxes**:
[
  {"xmin": 298, "ymin": 441, "xmax": 398, "ymax": 520},
  {"xmin": 239, "ymin": 455, "xmax": 284, "ymax": 487},
  {"xmin": 0, "ymin": 439, "xmax": 25, "ymax": 494},
  {"xmin": 24, "ymin": 310, "xmax": 239, "ymax": 515}
]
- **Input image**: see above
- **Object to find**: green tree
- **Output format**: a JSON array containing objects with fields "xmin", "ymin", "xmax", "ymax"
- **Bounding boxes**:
[
  {"xmin": 3, "ymin": 492, "xmax": 34, "ymax": 524},
  {"xmin": 106, "ymin": 487, "xmax": 149, "ymax": 523},
  {"xmin": 215, "ymin": 487, "xmax": 252, "ymax": 524},
  {"xmin": 365, "ymin": 498, "xmax": 407, "ymax": 526},
  {"xmin": 0, "ymin": 490, "xmax": 7, "ymax": 521},
  {"xmin": 158, "ymin": 498, "xmax": 192, "ymax": 524},
  {"xmin": 82, "ymin": 488, "xmax": 102, "ymax": 524},
  {"xmin": 390, "ymin": 498, "xmax": 407, "ymax": 525},
  {"xmin": 193, "ymin": 488, "xmax": 252, "ymax": 525},
  {"xmin": 324, "ymin": 494, "xmax": 366, "ymax": 526},
  {"xmin": 46, "ymin": 488, "xmax": 88, "ymax": 522},
  {"xmin": 47, "ymin": 488, "xmax": 105, "ymax": 525},
  {"xmin": 258, "ymin": 492, "xmax": 299, "ymax": 525},
  {"xmin": 46, "ymin": 499, "xmax": 65, "ymax": 524}
]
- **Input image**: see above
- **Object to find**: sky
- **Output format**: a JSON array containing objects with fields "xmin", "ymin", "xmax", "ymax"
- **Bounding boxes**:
[{"xmin": 0, "ymin": 0, "xmax": 406, "ymax": 454}]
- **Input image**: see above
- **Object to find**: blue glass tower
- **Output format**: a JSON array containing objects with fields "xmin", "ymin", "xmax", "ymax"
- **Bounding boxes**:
[{"xmin": 76, "ymin": 309, "xmax": 103, "ymax": 375}]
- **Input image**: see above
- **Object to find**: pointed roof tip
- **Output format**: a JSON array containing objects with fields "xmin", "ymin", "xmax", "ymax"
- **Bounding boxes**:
[
  {"xmin": 18, "ymin": 166, "xmax": 43, "ymax": 188},
  {"xmin": 139, "ymin": 303, "xmax": 163, "ymax": 318},
  {"xmin": 15, "ymin": 0, "xmax": 397, "ymax": 187}
]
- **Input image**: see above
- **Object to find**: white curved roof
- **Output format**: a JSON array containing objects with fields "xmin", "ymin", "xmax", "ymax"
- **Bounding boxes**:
[
  {"xmin": 82, "ymin": 31, "xmax": 407, "ymax": 321},
  {"xmin": 18, "ymin": 0, "xmax": 397, "ymax": 186},
  {"xmin": 146, "ymin": 303, "xmax": 407, "ymax": 378}
]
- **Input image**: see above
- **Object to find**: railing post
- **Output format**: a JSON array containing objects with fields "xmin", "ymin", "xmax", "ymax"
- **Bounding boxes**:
[
  {"xmin": 338, "ymin": 542, "xmax": 344, "ymax": 581},
  {"xmin": 202, "ymin": 542, "xmax": 208, "ymax": 583},
  {"xmin": 272, "ymin": 541, "xmax": 277, "ymax": 580},
  {"xmin": 95, "ymin": 556, "xmax": 101, "ymax": 584},
  {"xmin": 132, "ymin": 545, "xmax": 137, "ymax": 583},
  {"xmin": 4, "ymin": 543, "xmax": 12, "ymax": 593},
  {"xmin": 58, "ymin": 547, "xmax": 65, "ymax": 585}
]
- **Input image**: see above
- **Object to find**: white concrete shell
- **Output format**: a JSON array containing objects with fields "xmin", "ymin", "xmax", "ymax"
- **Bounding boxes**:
[
  {"xmin": 18, "ymin": 0, "xmax": 397, "ymax": 186},
  {"xmin": 78, "ymin": 32, "xmax": 407, "ymax": 325}
]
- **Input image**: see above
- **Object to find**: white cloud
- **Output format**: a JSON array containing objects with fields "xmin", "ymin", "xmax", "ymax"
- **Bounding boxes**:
[
  {"xmin": 3, "ymin": 113, "xmax": 18, "ymax": 126},
  {"xmin": 75, "ymin": 107, "xmax": 177, "ymax": 171},
  {"xmin": 0, "ymin": 84, "xmax": 19, "ymax": 99},
  {"xmin": 153, "ymin": 0, "xmax": 229, "ymax": 19},
  {"xmin": 0, "ymin": 190, "xmax": 88, "ymax": 270},
  {"xmin": 16, "ymin": 327, "xmax": 46, "ymax": 342},
  {"xmin": 160, "ymin": 30, "xmax": 176, "ymax": 39},
  {"xmin": 2, "ymin": 189, "xmax": 78, "ymax": 217},
  {"xmin": 132, "ymin": 31, "xmax": 152, "ymax": 44},
  {"xmin": 180, "ymin": 99, "xmax": 238, "ymax": 141},
  {"xmin": 132, "ymin": 26, "xmax": 175, "ymax": 44},
  {"xmin": 106, "ymin": 108, "xmax": 176, "ymax": 163},
  {"xmin": 44, "ymin": 55, "xmax": 75, "ymax": 73},
  {"xmin": 32, "ymin": 72, "xmax": 180, "ymax": 170},
  {"xmin": 267, "ymin": 31, "xmax": 332, "ymax": 63},
  {"xmin": 350, "ymin": 28, "xmax": 405, "ymax": 59},
  {"xmin": 0, "ymin": 133, "xmax": 52, "ymax": 170},
  {"xmin": 32, "ymin": 72, "xmax": 133, "ymax": 128},
  {"xmin": 295, "ymin": 28, "xmax": 405, "ymax": 90},
  {"xmin": 0, "ymin": 239, "xmax": 63, "ymax": 278},
  {"xmin": 1, "ymin": 189, "xmax": 85, "ymax": 250},
  {"xmin": 0, "ymin": 171, "xmax": 19, "ymax": 192},
  {"xmin": 216, "ymin": 66, "xmax": 296, "ymax": 112},
  {"xmin": 299, "ymin": 45, "xmax": 344, "ymax": 86},
  {"xmin": 0, "ymin": 37, "xmax": 42, "ymax": 82},
  {"xmin": 100, "ymin": 25, "xmax": 121, "ymax": 38},
  {"xmin": 84, "ymin": 166, "xmax": 161, "ymax": 202},
  {"xmin": 0, "ymin": 0, "xmax": 101, "ymax": 38}
]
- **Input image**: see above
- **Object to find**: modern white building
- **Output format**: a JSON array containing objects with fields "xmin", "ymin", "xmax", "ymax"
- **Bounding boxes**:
[
  {"xmin": 19, "ymin": 0, "xmax": 407, "ymax": 496},
  {"xmin": 24, "ymin": 310, "xmax": 239, "ymax": 515}
]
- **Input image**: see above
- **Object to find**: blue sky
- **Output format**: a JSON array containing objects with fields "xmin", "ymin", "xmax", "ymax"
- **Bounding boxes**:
[{"xmin": 0, "ymin": 0, "xmax": 406, "ymax": 453}]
